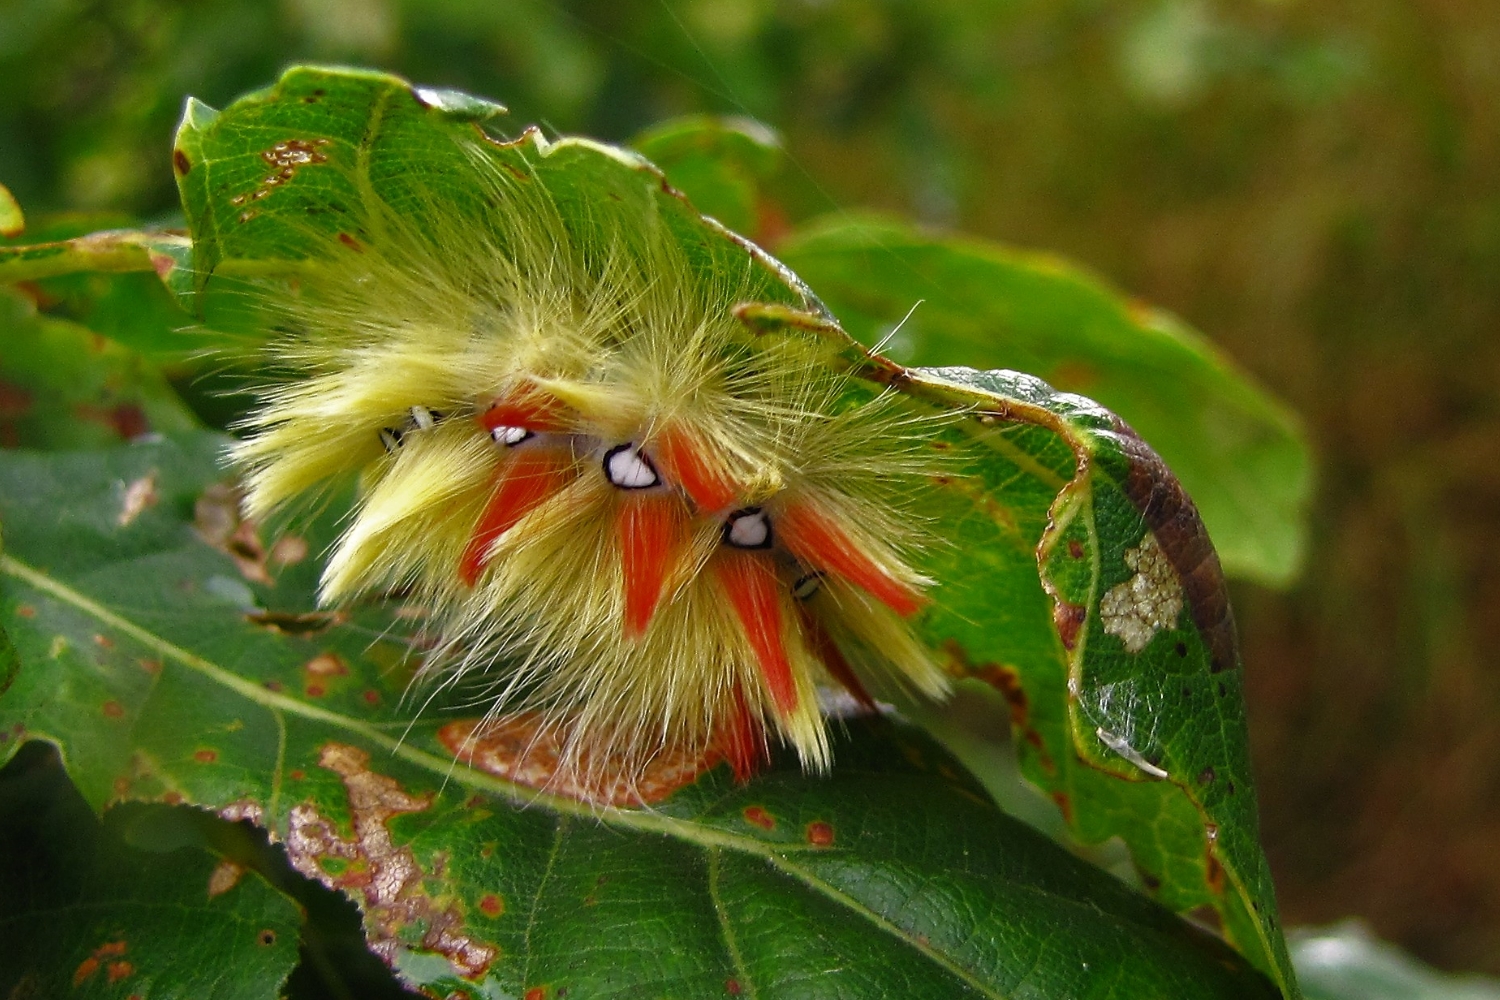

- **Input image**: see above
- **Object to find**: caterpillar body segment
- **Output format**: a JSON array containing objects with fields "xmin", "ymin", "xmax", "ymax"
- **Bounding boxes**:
[{"xmin": 229, "ymin": 130, "xmax": 955, "ymax": 791}]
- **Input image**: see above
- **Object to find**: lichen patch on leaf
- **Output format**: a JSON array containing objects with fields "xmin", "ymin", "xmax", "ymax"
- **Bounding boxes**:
[
  {"xmin": 1100, "ymin": 533, "xmax": 1183, "ymax": 653},
  {"xmin": 438, "ymin": 716, "xmax": 719, "ymax": 808},
  {"xmin": 286, "ymin": 743, "xmax": 497, "ymax": 979}
]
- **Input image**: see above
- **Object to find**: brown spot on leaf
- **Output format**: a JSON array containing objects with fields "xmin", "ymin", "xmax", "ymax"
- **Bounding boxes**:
[
  {"xmin": 194, "ymin": 749, "xmax": 218, "ymax": 764},
  {"xmin": 75, "ymin": 402, "xmax": 149, "ymax": 440},
  {"xmin": 246, "ymin": 609, "xmax": 345, "ymax": 636},
  {"xmin": 742, "ymin": 806, "xmax": 775, "ymax": 830},
  {"xmin": 478, "ymin": 893, "xmax": 503, "ymax": 917},
  {"xmin": 305, "ymin": 683, "xmax": 326, "ymax": 698},
  {"xmin": 726, "ymin": 979, "xmax": 743, "ymax": 995},
  {"xmin": 968, "ymin": 658, "xmax": 1029, "ymax": 728},
  {"xmin": 93, "ymin": 634, "xmax": 113, "ymax": 649},
  {"xmin": 806, "ymin": 821, "xmax": 835, "ymax": 847},
  {"xmin": 525, "ymin": 988, "xmax": 547, "ymax": 1000},
  {"xmin": 1051, "ymin": 791, "xmax": 1073, "ymax": 824},
  {"xmin": 1206, "ymin": 848, "xmax": 1226, "ymax": 894},
  {"xmin": 137, "ymin": 658, "xmax": 161, "ymax": 674},
  {"xmin": 1197, "ymin": 766, "xmax": 1216, "ymax": 785},
  {"xmin": 257, "ymin": 929, "xmax": 277, "ymax": 946},
  {"xmin": 161, "ymin": 791, "xmax": 183, "ymax": 805},
  {"xmin": 75, "ymin": 941, "xmax": 129, "ymax": 985},
  {"xmin": 338, "ymin": 232, "xmax": 364, "ymax": 252},
  {"xmin": 194, "ymin": 483, "xmax": 273, "ymax": 584},
  {"xmin": 1067, "ymin": 539, "xmax": 1084, "ymax": 559},
  {"xmin": 304, "ymin": 652, "xmax": 347, "ymax": 677},
  {"xmin": 439, "ymin": 715, "xmax": 716, "ymax": 808},
  {"xmin": 270, "ymin": 536, "xmax": 309, "ymax": 565},
  {"xmin": 363, "ymin": 689, "xmax": 381, "ymax": 705},
  {"xmin": 286, "ymin": 743, "xmax": 497, "ymax": 978},
  {"xmin": 1052, "ymin": 599, "xmax": 1086, "ymax": 651},
  {"xmin": 244, "ymin": 138, "xmax": 331, "ymax": 206},
  {"xmin": 102, "ymin": 700, "xmax": 124, "ymax": 718},
  {"xmin": 117, "ymin": 474, "xmax": 158, "ymax": 527},
  {"xmin": 73, "ymin": 957, "xmax": 100, "ymax": 986},
  {"xmin": 15, "ymin": 604, "xmax": 34, "ymax": 618},
  {"xmin": 172, "ymin": 149, "xmax": 191, "ymax": 175}
]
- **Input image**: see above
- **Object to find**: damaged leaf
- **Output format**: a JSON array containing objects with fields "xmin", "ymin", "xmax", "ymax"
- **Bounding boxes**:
[
  {"xmin": 0, "ymin": 285, "xmax": 199, "ymax": 449},
  {"xmin": 0, "ymin": 431, "xmax": 1279, "ymax": 998},
  {"xmin": 0, "ymin": 744, "xmax": 301, "ymax": 1000},
  {"xmin": 776, "ymin": 213, "xmax": 1313, "ymax": 587}
]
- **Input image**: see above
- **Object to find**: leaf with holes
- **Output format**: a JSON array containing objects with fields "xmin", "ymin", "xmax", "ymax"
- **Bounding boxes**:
[
  {"xmin": 0, "ymin": 65, "xmax": 1298, "ymax": 997},
  {"xmin": 0, "ymin": 433, "xmax": 1278, "ymax": 998}
]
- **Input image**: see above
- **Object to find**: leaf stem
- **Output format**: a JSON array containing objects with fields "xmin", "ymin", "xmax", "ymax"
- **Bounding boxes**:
[{"xmin": 0, "ymin": 231, "xmax": 172, "ymax": 283}]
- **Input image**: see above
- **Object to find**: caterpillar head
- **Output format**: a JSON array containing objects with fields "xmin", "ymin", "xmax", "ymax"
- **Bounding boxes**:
[{"xmin": 229, "ymin": 128, "xmax": 956, "ymax": 796}]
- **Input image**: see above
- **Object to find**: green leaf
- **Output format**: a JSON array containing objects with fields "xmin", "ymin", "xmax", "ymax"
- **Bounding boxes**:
[
  {"xmin": 0, "ymin": 432, "xmax": 1278, "ymax": 998},
  {"xmin": 632, "ymin": 115, "xmax": 785, "ymax": 239},
  {"xmin": 0, "ymin": 744, "xmax": 302, "ymax": 1000},
  {"xmin": 0, "ymin": 228, "xmax": 187, "ymax": 285},
  {"xmin": 1291, "ymin": 922, "xmax": 1500, "ymax": 1000},
  {"xmin": 54, "ymin": 65, "xmax": 1292, "ymax": 994},
  {"xmin": 775, "ymin": 213, "xmax": 1314, "ymax": 587},
  {"xmin": 895, "ymin": 365, "xmax": 1297, "ymax": 996},
  {"xmin": 0, "ymin": 286, "xmax": 200, "ymax": 449},
  {"xmin": 0, "ymin": 182, "xmax": 22, "ymax": 239}
]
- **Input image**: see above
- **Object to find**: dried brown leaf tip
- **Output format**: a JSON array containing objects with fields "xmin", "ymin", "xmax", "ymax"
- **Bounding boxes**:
[{"xmin": 286, "ymin": 743, "xmax": 497, "ymax": 979}]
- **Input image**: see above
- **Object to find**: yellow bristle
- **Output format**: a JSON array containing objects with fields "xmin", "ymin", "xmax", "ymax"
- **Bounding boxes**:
[{"xmin": 230, "ymin": 131, "xmax": 958, "ymax": 790}]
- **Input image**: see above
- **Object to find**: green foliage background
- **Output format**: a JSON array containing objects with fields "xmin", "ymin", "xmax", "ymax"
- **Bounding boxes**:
[{"xmin": 2, "ymin": 0, "xmax": 1498, "ymax": 984}]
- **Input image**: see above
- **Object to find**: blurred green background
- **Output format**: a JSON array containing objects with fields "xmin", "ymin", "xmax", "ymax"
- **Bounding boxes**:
[{"xmin": 3, "ymin": 0, "xmax": 1498, "ymax": 977}]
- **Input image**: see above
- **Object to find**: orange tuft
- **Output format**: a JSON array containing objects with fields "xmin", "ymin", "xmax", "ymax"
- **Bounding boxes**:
[
  {"xmin": 719, "ymin": 684, "xmax": 769, "ymax": 782},
  {"xmin": 618, "ymin": 493, "xmax": 687, "ymax": 638},
  {"xmin": 777, "ymin": 502, "xmax": 925, "ymax": 617},
  {"xmin": 715, "ymin": 551, "xmax": 797, "ymax": 715},
  {"xmin": 460, "ymin": 447, "xmax": 575, "ymax": 585},
  {"xmin": 477, "ymin": 392, "xmax": 571, "ymax": 434},
  {"xmin": 654, "ymin": 426, "xmax": 738, "ymax": 513}
]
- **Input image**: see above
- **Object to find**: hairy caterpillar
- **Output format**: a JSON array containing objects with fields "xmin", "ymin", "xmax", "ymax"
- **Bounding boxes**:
[{"xmin": 229, "ymin": 129, "xmax": 954, "ymax": 791}]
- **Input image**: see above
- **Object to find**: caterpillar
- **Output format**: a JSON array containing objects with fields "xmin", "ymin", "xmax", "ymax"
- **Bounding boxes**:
[{"xmin": 229, "ymin": 132, "xmax": 954, "ymax": 791}]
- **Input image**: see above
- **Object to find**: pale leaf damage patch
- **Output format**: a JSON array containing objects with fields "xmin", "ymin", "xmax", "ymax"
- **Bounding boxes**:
[
  {"xmin": 439, "ymin": 715, "xmax": 719, "ymax": 808},
  {"xmin": 1100, "ymin": 533, "xmax": 1183, "ymax": 653},
  {"xmin": 286, "ymin": 743, "xmax": 498, "ymax": 979},
  {"xmin": 207, "ymin": 859, "xmax": 245, "ymax": 898},
  {"xmin": 116, "ymin": 473, "xmax": 158, "ymax": 527},
  {"xmin": 194, "ymin": 481, "xmax": 273, "ymax": 584}
]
